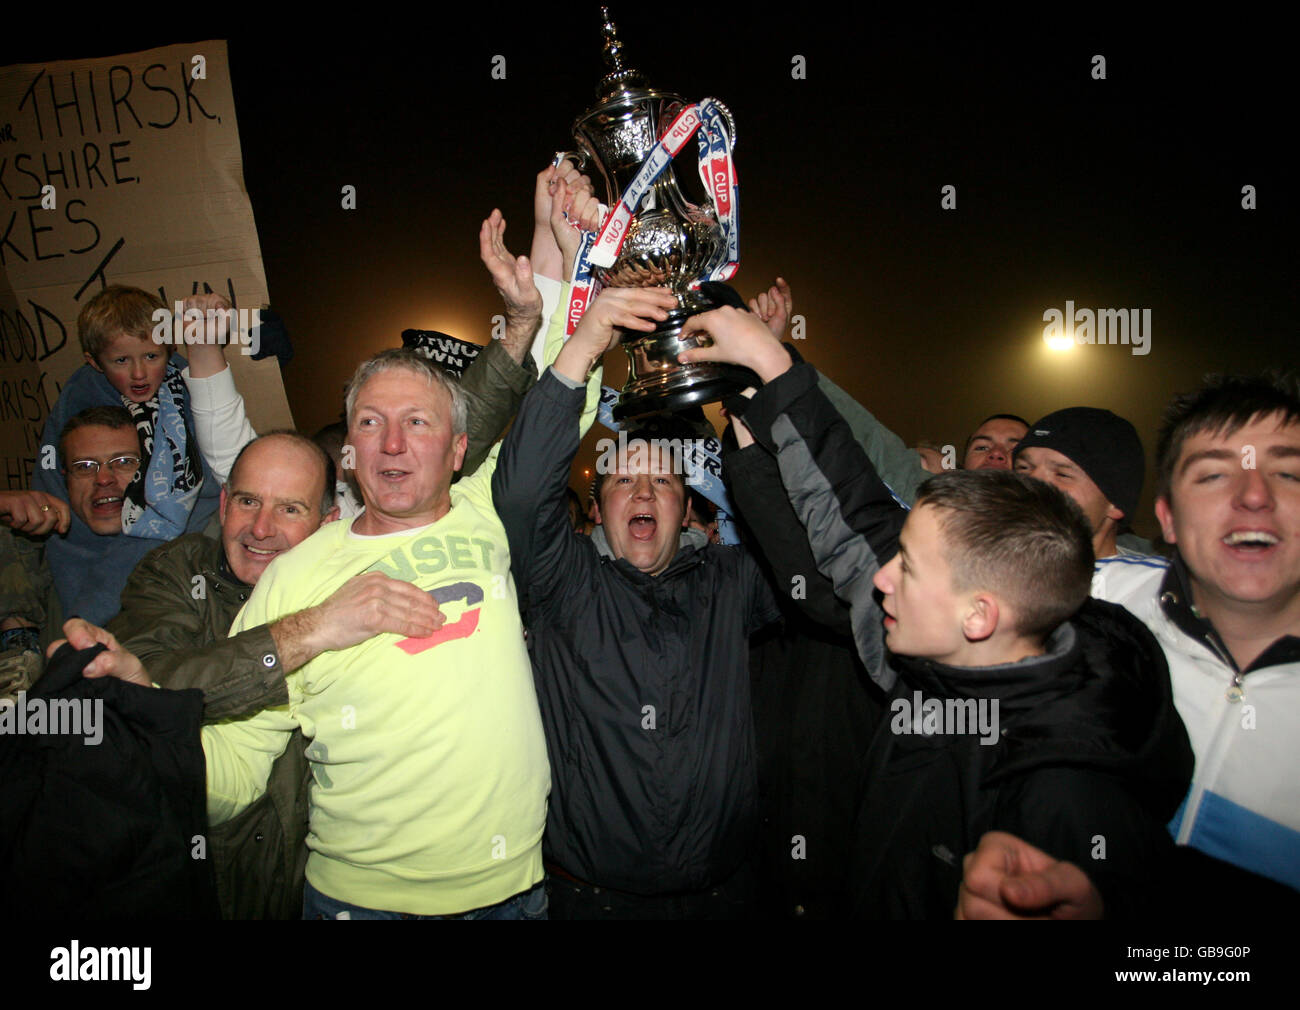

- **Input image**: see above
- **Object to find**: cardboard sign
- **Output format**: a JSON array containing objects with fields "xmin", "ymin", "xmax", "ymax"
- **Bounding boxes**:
[{"xmin": 0, "ymin": 39, "xmax": 293, "ymax": 489}]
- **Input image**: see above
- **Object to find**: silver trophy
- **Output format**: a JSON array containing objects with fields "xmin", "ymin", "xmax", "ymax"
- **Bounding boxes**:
[{"xmin": 562, "ymin": 8, "xmax": 754, "ymax": 421}]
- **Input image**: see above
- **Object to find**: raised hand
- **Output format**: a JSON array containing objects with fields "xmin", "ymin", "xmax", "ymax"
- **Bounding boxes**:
[
  {"xmin": 550, "ymin": 177, "xmax": 604, "ymax": 281},
  {"xmin": 480, "ymin": 210, "xmax": 542, "ymax": 319},
  {"xmin": 532, "ymin": 160, "xmax": 600, "ymax": 281},
  {"xmin": 181, "ymin": 292, "xmax": 234, "ymax": 336},
  {"xmin": 748, "ymin": 277, "xmax": 793, "ymax": 338},
  {"xmin": 480, "ymin": 209, "xmax": 544, "ymax": 362},
  {"xmin": 180, "ymin": 291, "xmax": 235, "ymax": 378},
  {"xmin": 553, "ymin": 287, "xmax": 677, "ymax": 384},
  {"xmin": 677, "ymin": 306, "xmax": 791, "ymax": 383}
]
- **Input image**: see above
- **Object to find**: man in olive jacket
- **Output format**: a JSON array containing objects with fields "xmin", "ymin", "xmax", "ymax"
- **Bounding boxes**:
[{"xmin": 58, "ymin": 337, "xmax": 538, "ymax": 918}]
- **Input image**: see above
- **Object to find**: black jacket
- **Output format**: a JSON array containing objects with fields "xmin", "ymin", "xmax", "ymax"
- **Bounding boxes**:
[
  {"xmin": 746, "ymin": 617, "xmax": 886, "ymax": 919},
  {"xmin": 727, "ymin": 361, "xmax": 1193, "ymax": 917},
  {"xmin": 854, "ymin": 601, "xmax": 1192, "ymax": 918},
  {"xmin": 493, "ymin": 369, "xmax": 798, "ymax": 895},
  {"xmin": 726, "ymin": 422, "xmax": 888, "ymax": 919},
  {"xmin": 0, "ymin": 643, "xmax": 218, "ymax": 918}
]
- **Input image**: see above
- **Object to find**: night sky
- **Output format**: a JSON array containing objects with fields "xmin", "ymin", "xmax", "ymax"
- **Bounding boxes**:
[{"xmin": 5, "ymin": 14, "xmax": 1292, "ymax": 536}]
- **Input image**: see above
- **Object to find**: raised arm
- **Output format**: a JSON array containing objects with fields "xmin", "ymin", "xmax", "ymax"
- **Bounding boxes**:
[
  {"xmin": 177, "ymin": 293, "xmax": 258, "ymax": 484},
  {"xmin": 492, "ymin": 287, "xmax": 674, "ymax": 612},
  {"xmin": 816, "ymin": 371, "xmax": 929, "ymax": 507},
  {"xmin": 742, "ymin": 276, "xmax": 929, "ymax": 505},
  {"xmin": 457, "ymin": 340, "xmax": 538, "ymax": 479},
  {"xmin": 458, "ymin": 210, "xmax": 552, "ymax": 477},
  {"xmin": 723, "ymin": 431, "xmax": 851, "ymax": 637},
  {"xmin": 680, "ymin": 310, "xmax": 908, "ymax": 682}
]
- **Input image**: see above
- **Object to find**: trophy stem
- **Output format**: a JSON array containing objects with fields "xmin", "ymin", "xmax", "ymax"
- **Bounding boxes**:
[{"xmin": 613, "ymin": 305, "xmax": 758, "ymax": 422}]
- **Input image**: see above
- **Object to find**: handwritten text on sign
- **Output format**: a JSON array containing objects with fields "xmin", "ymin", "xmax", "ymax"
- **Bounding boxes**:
[{"xmin": 0, "ymin": 41, "xmax": 292, "ymax": 487}]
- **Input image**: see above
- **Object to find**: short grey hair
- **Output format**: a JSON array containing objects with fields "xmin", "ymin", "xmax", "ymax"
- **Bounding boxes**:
[{"xmin": 344, "ymin": 349, "xmax": 467, "ymax": 436}]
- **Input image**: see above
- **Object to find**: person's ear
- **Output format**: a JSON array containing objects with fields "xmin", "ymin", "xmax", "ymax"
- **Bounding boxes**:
[
  {"xmin": 219, "ymin": 486, "xmax": 229, "ymax": 523},
  {"xmin": 84, "ymin": 351, "xmax": 104, "ymax": 373},
  {"xmin": 452, "ymin": 432, "xmax": 468, "ymax": 472},
  {"xmin": 591, "ymin": 499, "xmax": 603, "ymax": 526},
  {"xmin": 1155, "ymin": 496, "xmax": 1176, "ymax": 544},
  {"xmin": 322, "ymin": 505, "xmax": 341, "ymax": 525},
  {"xmin": 1105, "ymin": 502, "xmax": 1124, "ymax": 523},
  {"xmin": 963, "ymin": 592, "xmax": 999, "ymax": 643}
]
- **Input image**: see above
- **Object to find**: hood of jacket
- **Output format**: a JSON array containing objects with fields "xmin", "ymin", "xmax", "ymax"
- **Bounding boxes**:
[{"xmin": 895, "ymin": 597, "xmax": 1193, "ymax": 821}]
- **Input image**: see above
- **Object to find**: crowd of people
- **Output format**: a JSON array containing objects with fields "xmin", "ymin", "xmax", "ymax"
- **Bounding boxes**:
[{"xmin": 1, "ymin": 161, "xmax": 1296, "ymax": 920}]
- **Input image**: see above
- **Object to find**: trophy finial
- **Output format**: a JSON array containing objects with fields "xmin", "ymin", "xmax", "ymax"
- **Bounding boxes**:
[
  {"xmin": 601, "ymin": 7, "xmax": 624, "ymax": 74},
  {"xmin": 595, "ymin": 7, "xmax": 648, "ymax": 102}
]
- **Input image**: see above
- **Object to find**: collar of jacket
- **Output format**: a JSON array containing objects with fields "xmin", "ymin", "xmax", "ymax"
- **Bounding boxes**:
[
  {"xmin": 895, "ymin": 620, "xmax": 1083, "ymax": 717},
  {"xmin": 610, "ymin": 546, "xmax": 708, "ymax": 586},
  {"xmin": 892, "ymin": 599, "xmax": 1193, "ymax": 811},
  {"xmin": 215, "ymin": 549, "xmax": 254, "ymax": 599},
  {"xmin": 1159, "ymin": 553, "xmax": 1300, "ymax": 674}
]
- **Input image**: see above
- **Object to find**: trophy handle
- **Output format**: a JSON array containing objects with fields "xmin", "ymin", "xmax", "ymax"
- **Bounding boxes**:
[
  {"xmin": 554, "ymin": 150, "xmax": 590, "ymax": 174},
  {"xmin": 709, "ymin": 99, "xmax": 737, "ymax": 150}
]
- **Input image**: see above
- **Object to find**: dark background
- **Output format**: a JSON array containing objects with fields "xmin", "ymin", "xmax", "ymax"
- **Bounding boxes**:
[{"xmin": 5, "ymin": 12, "xmax": 1292, "ymax": 536}]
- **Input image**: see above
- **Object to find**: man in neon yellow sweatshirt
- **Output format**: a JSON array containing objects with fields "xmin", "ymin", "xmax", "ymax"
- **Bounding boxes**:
[{"xmin": 201, "ymin": 214, "xmax": 591, "ymax": 919}]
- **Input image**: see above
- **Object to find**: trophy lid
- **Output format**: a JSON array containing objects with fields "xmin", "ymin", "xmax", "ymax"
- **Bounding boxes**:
[
  {"xmin": 583, "ymin": 7, "xmax": 681, "ymax": 114},
  {"xmin": 594, "ymin": 7, "xmax": 648, "ymax": 102}
]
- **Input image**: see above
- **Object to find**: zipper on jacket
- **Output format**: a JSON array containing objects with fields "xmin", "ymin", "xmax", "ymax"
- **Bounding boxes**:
[
  {"xmin": 1173, "ymin": 651, "xmax": 1245, "ymax": 847},
  {"xmin": 1163, "ymin": 590, "xmax": 1244, "ymax": 701}
]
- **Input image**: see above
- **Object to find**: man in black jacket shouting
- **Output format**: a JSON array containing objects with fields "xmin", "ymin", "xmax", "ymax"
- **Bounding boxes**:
[
  {"xmin": 492, "ymin": 287, "xmax": 844, "ymax": 919},
  {"xmin": 677, "ymin": 306, "xmax": 1193, "ymax": 918}
]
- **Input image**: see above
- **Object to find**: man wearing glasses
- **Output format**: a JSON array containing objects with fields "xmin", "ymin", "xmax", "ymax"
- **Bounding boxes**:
[
  {"xmin": 58, "ymin": 407, "xmax": 144, "ymax": 537},
  {"xmin": 0, "ymin": 406, "xmax": 141, "ymax": 667}
]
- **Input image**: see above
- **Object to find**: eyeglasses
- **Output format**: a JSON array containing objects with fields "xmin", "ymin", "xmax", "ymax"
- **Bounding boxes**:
[{"xmin": 67, "ymin": 455, "xmax": 141, "ymax": 479}]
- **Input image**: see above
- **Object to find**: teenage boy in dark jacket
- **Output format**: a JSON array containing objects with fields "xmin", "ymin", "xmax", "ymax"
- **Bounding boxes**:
[{"xmin": 679, "ymin": 307, "xmax": 1194, "ymax": 917}]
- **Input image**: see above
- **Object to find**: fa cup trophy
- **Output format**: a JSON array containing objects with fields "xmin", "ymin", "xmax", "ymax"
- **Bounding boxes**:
[{"xmin": 560, "ymin": 8, "xmax": 753, "ymax": 421}]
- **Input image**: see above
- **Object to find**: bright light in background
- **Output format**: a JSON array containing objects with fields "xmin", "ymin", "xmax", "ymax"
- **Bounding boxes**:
[
  {"xmin": 411, "ymin": 312, "xmax": 485, "ymax": 343},
  {"xmin": 1043, "ymin": 332, "xmax": 1074, "ymax": 352}
]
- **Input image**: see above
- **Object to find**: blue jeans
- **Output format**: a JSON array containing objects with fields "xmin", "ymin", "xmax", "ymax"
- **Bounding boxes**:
[{"xmin": 303, "ymin": 879, "xmax": 547, "ymax": 920}]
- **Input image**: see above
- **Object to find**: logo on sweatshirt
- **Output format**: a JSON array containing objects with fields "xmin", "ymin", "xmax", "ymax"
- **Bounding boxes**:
[{"xmin": 396, "ymin": 581, "xmax": 484, "ymax": 655}]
